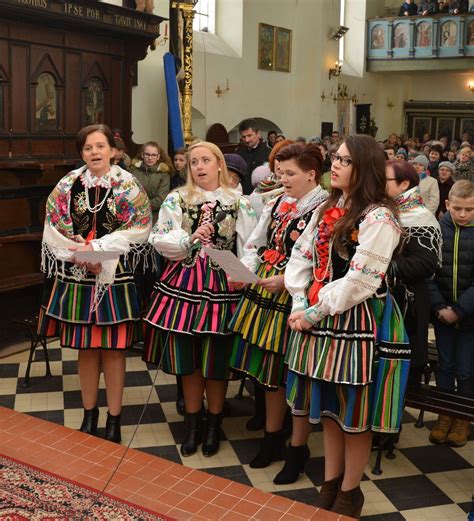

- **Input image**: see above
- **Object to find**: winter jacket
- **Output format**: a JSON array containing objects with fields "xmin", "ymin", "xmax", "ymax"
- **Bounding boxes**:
[
  {"xmin": 449, "ymin": 0, "xmax": 469, "ymax": 13},
  {"xmin": 399, "ymin": 2, "xmax": 418, "ymax": 15},
  {"xmin": 427, "ymin": 212, "xmax": 474, "ymax": 330},
  {"xmin": 236, "ymin": 142, "xmax": 270, "ymax": 195},
  {"xmin": 436, "ymin": 177, "xmax": 455, "ymax": 218},
  {"xmin": 419, "ymin": 175, "xmax": 440, "ymax": 215},
  {"xmin": 130, "ymin": 162, "xmax": 171, "ymax": 222}
]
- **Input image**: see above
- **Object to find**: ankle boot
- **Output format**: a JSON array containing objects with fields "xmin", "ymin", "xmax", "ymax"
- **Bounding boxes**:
[
  {"xmin": 105, "ymin": 412, "xmax": 121, "ymax": 443},
  {"xmin": 247, "ymin": 385, "xmax": 266, "ymax": 431},
  {"xmin": 273, "ymin": 444, "xmax": 310, "ymax": 485},
  {"xmin": 331, "ymin": 485, "xmax": 364, "ymax": 519},
  {"xmin": 314, "ymin": 475, "xmax": 343, "ymax": 510},
  {"xmin": 446, "ymin": 418, "xmax": 471, "ymax": 447},
  {"xmin": 429, "ymin": 414, "xmax": 453, "ymax": 444},
  {"xmin": 79, "ymin": 406, "xmax": 99, "ymax": 435},
  {"xmin": 202, "ymin": 412, "xmax": 222, "ymax": 457},
  {"xmin": 249, "ymin": 430, "xmax": 286, "ymax": 468},
  {"xmin": 181, "ymin": 411, "xmax": 202, "ymax": 457}
]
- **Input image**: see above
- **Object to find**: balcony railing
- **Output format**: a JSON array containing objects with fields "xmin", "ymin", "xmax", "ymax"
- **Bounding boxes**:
[{"xmin": 367, "ymin": 13, "xmax": 474, "ymax": 60}]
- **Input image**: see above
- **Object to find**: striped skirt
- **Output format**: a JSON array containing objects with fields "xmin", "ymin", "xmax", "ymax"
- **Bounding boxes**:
[
  {"xmin": 229, "ymin": 264, "xmax": 291, "ymax": 389},
  {"xmin": 37, "ymin": 272, "xmax": 141, "ymax": 350},
  {"xmin": 142, "ymin": 255, "xmax": 241, "ymax": 380},
  {"xmin": 286, "ymin": 295, "xmax": 410, "ymax": 433}
]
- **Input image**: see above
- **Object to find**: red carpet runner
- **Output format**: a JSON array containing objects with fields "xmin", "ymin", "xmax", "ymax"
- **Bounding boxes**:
[{"xmin": 0, "ymin": 453, "xmax": 172, "ymax": 520}]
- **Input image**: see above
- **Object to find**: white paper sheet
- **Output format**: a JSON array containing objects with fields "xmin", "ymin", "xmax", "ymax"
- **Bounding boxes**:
[
  {"xmin": 74, "ymin": 250, "xmax": 121, "ymax": 263},
  {"xmin": 202, "ymin": 246, "xmax": 260, "ymax": 283}
]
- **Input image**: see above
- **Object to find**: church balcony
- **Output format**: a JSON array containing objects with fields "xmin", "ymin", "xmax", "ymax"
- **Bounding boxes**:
[{"xmin": 367, "ymin": 13, "xmax": 474, "ymax": 72}]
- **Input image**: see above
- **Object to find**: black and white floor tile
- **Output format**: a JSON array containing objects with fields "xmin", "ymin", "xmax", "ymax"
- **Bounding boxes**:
[{"xmin": 0, "ymin": 341, "xmax": 472, "ymax": 521}]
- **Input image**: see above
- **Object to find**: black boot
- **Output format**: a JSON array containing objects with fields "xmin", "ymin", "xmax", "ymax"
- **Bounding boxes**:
[
  {"xmin": 247, "ymin": 384, "xmax": 266, "ymax": 431},
  {"xmin": 202, "ymin": 412, "xmax": 222, "ymax": 457},
  {"xmin": 176, "ymin": 376, "xmax": 185, "ymax": 416},
  {"xmin": 105, "ymin": 412, "xmax": 122, "ymax": 443},
  {"xmin": 79, "ymin": 406, "xmax": 99, "ymax": 435},
  {"xmin": 181, "ymin": 412, "xmax": 202, "ymax": 457},
  {"xmin": 273, "ymin": 444, "xmax": 310, "ymax": 484},
  {"xmin": 249, "ymin": 430, "xmax": 286, "ymax": 469}
]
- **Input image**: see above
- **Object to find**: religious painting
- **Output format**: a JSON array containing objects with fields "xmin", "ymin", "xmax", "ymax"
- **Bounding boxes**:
[
  {"xmin": 461, "ymin": 118, "xmax": 474, "ymax": 141},
  {"xmin": 371, "ymin": 25, "xmax": 385, "ymax": 49},
  {"xmin": 258, "ymin": 23, "xmax": 275, "ymax": 71},
  {"xmin": 393, "ymin": 23, "xmax": 408, "ymax": 48},
  {"xmin": 467, "ymin": 20, "xmax": 474, "ymax": 46},
  {"xmin": 35, "ymin": 72, "xmax": 57, "ymax": 131},
  {"xmin": 85, "ymin": 77, "xmax": 105, "ymax": 124},
  {"xmin": 274, "ymin": 27, "xmax": 292, "ymax": 72},
  {"xmin": 436, "ymin": 118, "xmax": 455, "ymax": 142},
  {"xmin": 413, "ymin": 117, "xmax": 432, "ymax": 140},
  {"xmin": 416, "ymin": 22, "xmax": 431, "ymax": 47},
  {"xmin": 440, "ymin": 20, "xmax": 457, "ymax": 47}
]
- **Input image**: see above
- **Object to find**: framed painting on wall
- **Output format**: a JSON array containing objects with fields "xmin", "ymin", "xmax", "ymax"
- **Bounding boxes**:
[
  {"xmin": 274, "ymin": 27, "xmax": 292, "ymax": 72},
  {"xmin": 461, "ymin": 118, "xmax": 474, "ymax": 141},
  {"xmin": 258, "ymin": 23, "xmax": 275, "ymax": 71},
  {"xmin": 412, "ymin": 117, "xmax": 432, "ymax": 140},
  {"xmin": 436, "ymin": 117, "xmax": 455, "ymax": 142}
]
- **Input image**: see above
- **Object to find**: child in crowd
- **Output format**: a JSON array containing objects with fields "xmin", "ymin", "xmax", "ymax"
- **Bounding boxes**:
[
  {"xmin": 399, "ymin": 0, "xmax": 418, "ymax": 15},
  {"xmin": 130, "ymin": 141, "xmax": 171, "ymax": 223},
  {"xmin": 224, "ymin": 153, "xmax": 248, "ymax": 192},
  {"xmin": 171, "ymin": 147, "xmax": 188, "ymax": 189},
  {"xmin": 428, "ymin": 180, "xmax": 474, "ymax": 447},
  {"xmin": 436, "ymin": 161, "xmax": 455, "ymax": 218},
  {"xmin": 428, "ymin": 143, "xmax": 443, "ymax": 179},
  {"xmin": 411, "ymin": 155, "xmax": 440, "ymax": 214}
]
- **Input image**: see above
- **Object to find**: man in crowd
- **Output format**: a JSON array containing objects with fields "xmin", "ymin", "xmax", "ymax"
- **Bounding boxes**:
[{"xmin": 236, "ymin": 118, "xmax": 270, "ymax": 195}]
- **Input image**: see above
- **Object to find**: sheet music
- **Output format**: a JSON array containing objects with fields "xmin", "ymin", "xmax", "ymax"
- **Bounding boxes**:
[{"xmin": 202, "ymin": 247, "xmax": 260, "ymax": 283}]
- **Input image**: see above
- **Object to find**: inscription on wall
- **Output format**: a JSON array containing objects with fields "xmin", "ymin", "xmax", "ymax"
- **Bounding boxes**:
[{"xmin": 64, "ymin": 3, "xmax": 102, "ymax": 22}]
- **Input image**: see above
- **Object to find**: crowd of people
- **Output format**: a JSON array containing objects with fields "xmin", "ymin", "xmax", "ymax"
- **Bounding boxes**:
[
  {"xmin": 398, "ymin": 0, "xmax": 473, "ymax": 16},
  {"xmin": 37, "ymin": 120, "xmax": 474, "ymax": 519}
]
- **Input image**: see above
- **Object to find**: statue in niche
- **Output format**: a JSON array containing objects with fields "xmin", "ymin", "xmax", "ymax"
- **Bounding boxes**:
[
  {"xmin": 35, "ymin": 72, "xmax": 57, "ymax": 131},
  {"xmin": 85, "ymin": 77, "xmax": 105, "ymax": 125},
  {"xmin": 371, "ymin": 25, "xmax": 385, "ymax": 49},
  {"xmin": 440, "ymin": 21, "xmax": 457, "ymax": 47},
  {"xmin": 416, "ymin": 22, "xmax": 431, "ymax": 47}
]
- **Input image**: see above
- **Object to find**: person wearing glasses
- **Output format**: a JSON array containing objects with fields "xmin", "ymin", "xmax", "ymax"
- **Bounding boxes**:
[
  {"xmin": 131, "ymin": 141, "xmax": 171, "ymax": 223},
  {"xmin": 284, "ymin": 135, "xmax": 410, "ymax": 519}
]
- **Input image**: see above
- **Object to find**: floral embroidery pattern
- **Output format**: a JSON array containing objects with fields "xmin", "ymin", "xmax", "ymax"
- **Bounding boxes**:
[
  {"xmin": 290, "ymin": 230, "xmax": 300, "ymax": 242},
  {"xmin": 349, "ymin": 260, "xmax": 385, "ymax": 280}
]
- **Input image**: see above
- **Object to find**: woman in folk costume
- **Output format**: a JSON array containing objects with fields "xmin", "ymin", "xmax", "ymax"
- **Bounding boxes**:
[
  {"xmin": 38, "ymin": 124, "xmax": 152, "ymax": 443},
  {"xmin": 142, "ymin": 141, "xmax": 257, "ymax": 457},
  {"xmin": 228, "ymin": 143, "xmax": 328, "ymax": 483},
  {"xmin": 285, "ymin": 135, "xmax": 410, "ymax": 519},
  {"xmin": 385, "ymin": 160, "xmax": 441, "ymax": 387}
]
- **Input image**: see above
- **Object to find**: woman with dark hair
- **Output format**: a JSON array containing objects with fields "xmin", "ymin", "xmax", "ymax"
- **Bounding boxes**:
[
  {"xmin": 285, "ymin": 135, "xmax": 410, "ymax": 519},
  {"xmin": 38, "ymin": 124, "xmax": 152, "ymax": 443},
  {"xmin": 228, "ymin": 143, "xmax": 328, "ymax": 481},
  {"xmin": 385, "ymin": 160, "xmax": 441, "ymax": 387}
]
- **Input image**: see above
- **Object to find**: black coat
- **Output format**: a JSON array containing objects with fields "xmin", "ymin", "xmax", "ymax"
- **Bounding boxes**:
[
  {"xmin": 418, "ymin": 0, "xmax": 437, "ymax": 13},
  {"xmin": 449, "ymin": 0, "xmax": 469, "ymax": 13},
  {"xmin": 391, "ymin": 229, "xmax": 439, "ymax": 367},
  {"xmin": 427, "ymin": 212, "xmax": 474, "ymax": 330},
  {"xmin": 436, "ymin": 177, "xmax": 454, "ymax": 218},
  {"xmin": 236, "ymin": 142, "xmax": 270, "ymax": 195}
]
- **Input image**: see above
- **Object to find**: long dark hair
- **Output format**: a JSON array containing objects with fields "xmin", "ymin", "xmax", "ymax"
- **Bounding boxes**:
[{"xmin": 317, "ymin": 134, "xmax": 399, "ymax": 253}]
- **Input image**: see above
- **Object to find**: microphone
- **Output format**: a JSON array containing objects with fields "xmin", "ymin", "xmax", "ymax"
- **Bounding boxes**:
[{"xmin": 191, "ymin": 211, "xmax": 227, "ymax": 246}]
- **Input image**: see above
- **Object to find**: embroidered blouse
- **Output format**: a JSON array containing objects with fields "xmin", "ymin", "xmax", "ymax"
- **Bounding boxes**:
[
  {"xmin": 241, "ymin": 185, "xmax": 328, "ymax": 273},
  {"xmin": 150, "ymin": 186, "xmax": 257, "ymax": 261},
  {"xmin": 285, "ymin": 204, "xmax": 401, "ymax": 322}
]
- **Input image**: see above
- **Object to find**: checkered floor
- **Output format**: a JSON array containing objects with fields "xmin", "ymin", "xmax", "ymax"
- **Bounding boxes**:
[{"xmin": 0, "ymin": 341, "xmax": 472, "ymax": 521}]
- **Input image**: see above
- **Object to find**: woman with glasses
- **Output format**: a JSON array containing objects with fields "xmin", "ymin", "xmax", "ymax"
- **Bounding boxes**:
[
  {"xmin": 284, "ymin": 135, "xmax": 410, "ymax": 519},
  {"xmin": 385, "ymin": 160, "xmax": 441, "ymax": 387},
  {"xmin": 131, "ymin": 141, "xmax": 172, "ymax": 223}
]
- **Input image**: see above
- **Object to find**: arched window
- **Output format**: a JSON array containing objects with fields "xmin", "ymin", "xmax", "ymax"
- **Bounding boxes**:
[{"xmin": 193, "ymin": 0, "xmax": 215, "ymax": 33}]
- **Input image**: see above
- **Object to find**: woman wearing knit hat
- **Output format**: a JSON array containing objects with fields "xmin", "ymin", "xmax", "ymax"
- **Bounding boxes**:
[
  {"xmin": 224, "ymin": 153, "xmax": 249, "ymax": 192},
  {"xmin": 395, "ymin": 148, "xmax": 408, "ymax": 161},
  {"xmin": 436, "ymin": 161, "xmax": 455, "ymax": 218},
  {"xmin": 411, "ymin": 155, "xmax": 440, "ymax": 214}
]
